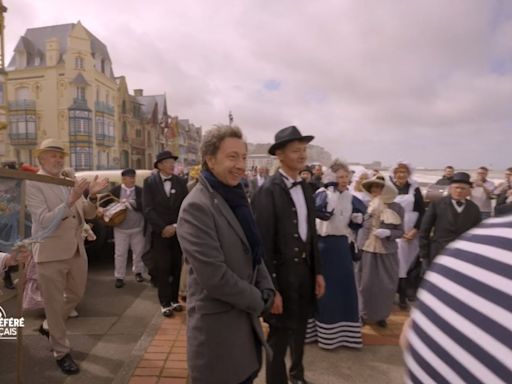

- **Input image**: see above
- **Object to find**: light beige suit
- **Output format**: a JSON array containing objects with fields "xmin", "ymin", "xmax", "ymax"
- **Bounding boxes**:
[{"xmin": 26, "ymin": 171, "xmax": 96, "ymax": 359}]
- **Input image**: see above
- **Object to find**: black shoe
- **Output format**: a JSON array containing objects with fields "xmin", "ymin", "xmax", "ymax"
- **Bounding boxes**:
[
  {"xmin": 161, "ymin": 306, "xmax": 174, "ymax": 317},
  {"xmin": 56, "ymin": 353, "xmax": 80, "ymax": 375},
  {"xmin": 290, "ymin": 378, "xmax": 311, "ymax": 384},
  {"xmin": 376, "ymin": 319, "xmax": 388, "ymax": 328},
  {"xmin": 3, "ymin": 273, "xmax": 15, "ymax": 290},
  {"xmin": 38, "ymin": 324, "xmax": 50, "ymax": 339},
  {"xmin": 135, "ymin": 273, "xmax": 144, "ymax": 283},
  {"xmin": 171, "ymin": 302, "xmax": 183, "ymax": 312},
  {"xmin": 115, "ymin": 279, "xmax": 124, "ymax": 288}
]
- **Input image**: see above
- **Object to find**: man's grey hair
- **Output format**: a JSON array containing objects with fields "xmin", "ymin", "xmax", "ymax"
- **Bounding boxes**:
[{"xmin": 200, "ymin": 124, "xmax": 245, "ymax": 170}]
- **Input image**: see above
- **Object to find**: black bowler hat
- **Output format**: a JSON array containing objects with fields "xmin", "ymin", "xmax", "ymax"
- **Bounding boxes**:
[
  {"xmin": 450, "ymin": 172, "xmax": 472, "ymax": 186},
  {"xmin": 154, "ymin": 150, "xmax": 178, "ymax": 168},
  {"xmin": 268, "ymin": 126, "xmax": 314, "ymax": 155},
  {"xmin": 121, "ymin": 168, "xmax": 136, "ymax": 177}
]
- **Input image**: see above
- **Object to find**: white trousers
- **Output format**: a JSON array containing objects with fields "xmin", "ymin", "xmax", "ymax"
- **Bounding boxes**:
[{"xmin": 113, "ymin": 227, "xmax": 145, "ymax": 279}]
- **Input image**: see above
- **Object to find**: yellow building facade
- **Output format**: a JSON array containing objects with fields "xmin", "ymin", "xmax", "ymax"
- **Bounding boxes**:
[{"xmin": 3, "ymin": 22, "xmax": 120, "ymax": 170}]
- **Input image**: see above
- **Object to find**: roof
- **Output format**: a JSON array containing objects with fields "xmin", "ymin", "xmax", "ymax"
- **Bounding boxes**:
[
  {"xmin": 135, "ymin": 94, "xmax": 167, "ymax": 120},
  {"xmin": 7, "ymin": 22, "xmax": 113, "ymax": 75}
]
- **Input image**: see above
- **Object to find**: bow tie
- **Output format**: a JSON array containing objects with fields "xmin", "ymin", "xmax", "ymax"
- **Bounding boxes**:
[
  {"xmin": 163, "ymin": 177, "xmax": 172, "ymax": 183},
  {"xmin": 289, "ymin": 180, "xmax": 302, "ymax": 190},
  {"xmin": 455, "ymin": 200, "xmax": 465, "ymax": 207}
]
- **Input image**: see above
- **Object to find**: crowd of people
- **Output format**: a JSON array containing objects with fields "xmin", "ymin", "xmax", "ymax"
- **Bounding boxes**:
[{"xmin": 2, "ymin": 128, "xmax": 511, "ymax": 383}]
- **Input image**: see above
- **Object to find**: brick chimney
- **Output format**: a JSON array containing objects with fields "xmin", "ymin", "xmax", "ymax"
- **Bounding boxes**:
[{"xmin": 133, "ymin": 89, "xmax": 143, "ymax": 96}]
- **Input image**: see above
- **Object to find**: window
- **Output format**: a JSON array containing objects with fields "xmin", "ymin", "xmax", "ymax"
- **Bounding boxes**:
[
  {"xmin": 122, "ymin": 121, "xmax": 128, "ymax": 140},
  {"xmin": 75, "ymin": 56, "xmax": 84, "ymax": 69},
  {"xmin": 135, "ymin": 128, "xmax": 142, "ymax": 138},
  {"xmin": 70, "ymin": 146, "xmax": 92, "ymax": 170},
  {"xmin": 9, "ymin": 113, "xmax": 36, "ymax": 138},
  {"xmin": 122, "ymin": 100, "xmax": 126, "ymax": 114},
  {"xmin": 76, "ymin": 86, "xmax": 86, "ymax": 100},
  {"xmin": 69, "ymin": 110, "xmax": 91, "ymax": 135},
  {"xmin": 101, "ymin": 59, "xmax": 105, "ymax": 74}
]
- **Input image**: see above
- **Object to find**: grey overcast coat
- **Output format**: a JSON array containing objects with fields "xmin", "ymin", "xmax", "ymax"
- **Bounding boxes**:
[{"xmin": 177, "ymin": 175, "xmax": 275, "ymax": 384}]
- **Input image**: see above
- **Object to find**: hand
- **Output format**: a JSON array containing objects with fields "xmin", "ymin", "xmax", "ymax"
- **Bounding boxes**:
[
  {"xmin": 68, "ymin": 178, "xmax": 90, "ymax": 207},
  {"xmin": 7, "ymin": 246, "xmax": 30, "ymax": 266},
  {"xmin": 374, "ymin": 228, "xmax": 391, "ymax": 238},
  {"xmin": 507, "ymin": 189, "xmax": 512, "ymax": 197},
  {"xmin": 403, "ymin": 228, "xmax": 418, "ymax": 240},
  {"xmin": 315, "ymin": 274, "xmax": 326, "ymax": 298},
  {"xmin": 351, "ymin": 212, "xmax": 363, "ymax": 224},
  {"xmin": 161, "ymin": 225, "xmax": 176, "ymax": 238},
  {"xmin": 261, "ymin": 289, "xmax": 275, "ymax": 315},
  {"xmin": 270, "ymin": 291, "xmax": 283, "ymax": 314},
  {"xmin": 88, "ymin": 175, "xmax": 109, "ymax": 197}
]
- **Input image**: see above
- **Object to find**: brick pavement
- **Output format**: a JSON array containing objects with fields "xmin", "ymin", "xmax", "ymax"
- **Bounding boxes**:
[
  {"xmin": 129, "ymin": 312, "xmax": 188, "ymax": 384},
  {"xmin": 127, "ymin": 305, "xmax": 408, "ymax": 384}
]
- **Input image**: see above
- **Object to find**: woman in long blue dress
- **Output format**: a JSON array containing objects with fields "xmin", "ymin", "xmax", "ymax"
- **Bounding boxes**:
[{"xmin": 306, "ymin": 160, "xmax": 365, "ymax": 349}]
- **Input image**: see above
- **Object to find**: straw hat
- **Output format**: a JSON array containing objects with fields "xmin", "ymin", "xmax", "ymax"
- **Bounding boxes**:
[{"xmin": 34, "ymin": 138, "xmax": 69, "ymax": 157}]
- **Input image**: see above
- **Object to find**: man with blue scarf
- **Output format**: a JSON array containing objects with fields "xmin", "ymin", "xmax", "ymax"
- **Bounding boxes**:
[{"xmin": 177, "ymin": 125, "xmax": 275, "ymax": 384}]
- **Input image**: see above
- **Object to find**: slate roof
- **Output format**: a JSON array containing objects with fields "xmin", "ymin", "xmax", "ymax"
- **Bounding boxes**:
[{"xmin": 7, "ymin": 22, "xmax": 113, "ymax": 76}]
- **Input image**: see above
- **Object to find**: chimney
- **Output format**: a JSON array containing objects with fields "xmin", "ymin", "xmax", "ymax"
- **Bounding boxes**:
[
  {"xmin": 134, "ymin": 89, "xmax": 143, "ymax": 96},
  {"xmin": 45, "ymin": 38, "xmax": 60, "ymax": 67}
]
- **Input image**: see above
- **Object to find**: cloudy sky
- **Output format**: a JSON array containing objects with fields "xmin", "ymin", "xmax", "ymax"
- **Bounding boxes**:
[{"xmin": 5, "ymin": 0, "xmax": 512, "ymax": 169}]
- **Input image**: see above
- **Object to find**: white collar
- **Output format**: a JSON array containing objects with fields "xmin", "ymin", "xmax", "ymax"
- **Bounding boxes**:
[{"xmin": 278, "ymin": 169, "xmax": 301, "ymax": 186}]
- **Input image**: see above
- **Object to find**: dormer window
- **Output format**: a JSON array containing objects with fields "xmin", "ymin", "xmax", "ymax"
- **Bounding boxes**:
[
  {"xmin": 75, "ymin": 56, "xmax": 84, "ymax": 69},
  {"xmin": 101, "ymin": 58, "xmax": 105, "ymax": 74}
]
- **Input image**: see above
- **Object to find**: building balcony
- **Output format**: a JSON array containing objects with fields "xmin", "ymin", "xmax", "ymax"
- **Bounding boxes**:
[
  {"xmin": 95, "ymin": 101, "xmax": 115, "ymax": 115},
  {"xmin": 9, "ymin": 131, "xmax": 37, "ymax": 145},
  {"xmin": 9, "ymin": 99, "xmax": 36, "ymax": 110},
  {"xmin": 96, "ymin": 133, "xmax": 115, "ymax": 147},
  {"xmin": 70, "ymin": 98, "xmax": 90, "ymax": 110},
  {"xmin": 131, "ymin": 137, "xmax": 145, "ymax": 148}
]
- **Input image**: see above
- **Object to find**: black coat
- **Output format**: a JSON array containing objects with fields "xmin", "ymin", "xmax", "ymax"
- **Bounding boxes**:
[
  {"xmin": 252, "ymin": 172, "xmax": 322, "ymax": 292},
  {"xmin": 419, "ymin": 196, "xmax": 481, "ymax": 263},
  {"xmin": 110, "ymin": 185, "xmax": 143, "ymax": 212},
  {"xmin": 142, "ymin": 173, "xmax": 188, "ymax": 234}
]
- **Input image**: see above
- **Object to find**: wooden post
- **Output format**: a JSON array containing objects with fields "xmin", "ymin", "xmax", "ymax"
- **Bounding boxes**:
[{"xmin": 15, "ymin": 180, "xmax": 26, "ymax": 384}]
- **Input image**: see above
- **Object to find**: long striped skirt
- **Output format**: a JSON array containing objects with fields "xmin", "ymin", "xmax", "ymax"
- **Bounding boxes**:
[{"xmin": 306, "ymin": 235, "xmax": 362, "ymax": 349}]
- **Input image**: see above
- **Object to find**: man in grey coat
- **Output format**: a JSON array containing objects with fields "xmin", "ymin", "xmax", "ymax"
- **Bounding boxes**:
[{"xmin": 177, "ymin": 125, "xmax": 275, "ymax": 384}]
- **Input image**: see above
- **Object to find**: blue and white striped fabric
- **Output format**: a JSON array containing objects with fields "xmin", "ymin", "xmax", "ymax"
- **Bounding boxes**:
[{"xmin": 404, "ymin": 215, "xmax": 512, "ymax": 384}]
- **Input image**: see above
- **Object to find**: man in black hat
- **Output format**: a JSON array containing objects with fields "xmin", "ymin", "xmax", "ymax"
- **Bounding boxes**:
[
  {"xmin": 419, "ymin": 172, "xmax": 481, "ymax": 266},
  {"xmin": 252, "ymin": 126, "xmax": 325, "ymax": 384},
  {"xmin": 143, "ymin": 151, "xmax": 188, "ymax": 317}
]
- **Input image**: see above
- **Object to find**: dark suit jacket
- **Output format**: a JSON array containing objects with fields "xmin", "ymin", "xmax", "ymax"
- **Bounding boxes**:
[
  {"xmin": 110, "ymin": 185, "xmax": 143, "ymax": 212},
  {"xmin": 142, "ymin": 173, "xmax": 188, "ymax": 234},
  {"xmin": 419, "ymin": 196, "xmax": 481, "ymax": 263},
  {"xmin": 252, "ymin": 172, "xmax": 322, "ymax": 292}
]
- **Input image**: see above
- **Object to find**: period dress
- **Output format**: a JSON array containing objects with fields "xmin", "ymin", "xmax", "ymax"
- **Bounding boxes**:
[
  {"xmin": 306, "ymin": 183, "xmax": 363, "ymax": 349},
  {"xmin": 358, "ymin": 184, "xmax": 404, "ymax": 322}
]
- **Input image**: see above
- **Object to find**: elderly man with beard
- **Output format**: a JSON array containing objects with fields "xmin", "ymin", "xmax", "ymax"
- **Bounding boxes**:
[
  {"xmin": 177, "ymin": 125, "xmax": 275, "ymax": 384},
  {"xmin": 26, "ymin": 139, "xmax": 108, "ymax": 375}
]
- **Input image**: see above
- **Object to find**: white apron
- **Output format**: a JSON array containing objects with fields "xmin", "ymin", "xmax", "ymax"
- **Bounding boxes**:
[{"xmin": 395, "ymin": 192, "xmax": 419, "ymax": 278}]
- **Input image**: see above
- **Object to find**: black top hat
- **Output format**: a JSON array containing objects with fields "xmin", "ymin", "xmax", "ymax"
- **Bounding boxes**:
[
  {"xmin": 154, "ymin": 150, "xmax": 179, "ymax": 168},
  {"xmin": 450, "ymin": 172, "xmax": 472, "ymax": 186},
  {"xmin": 268, "ymin": 126, "xmax": 314, "ymax": 155}
]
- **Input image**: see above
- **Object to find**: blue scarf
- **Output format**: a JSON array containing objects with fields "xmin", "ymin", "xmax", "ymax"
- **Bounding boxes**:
[{"xmin": 202, "ymin": 170, "xmax": 263, "ymax": 268}]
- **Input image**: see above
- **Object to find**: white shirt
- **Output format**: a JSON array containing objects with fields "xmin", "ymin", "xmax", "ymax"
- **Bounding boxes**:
[
  {"xmin": 451, "ymin": 199, "xmax": 466, "ymax": 213},
  {"xmin": 471, "ymin": 180, "xmax": 495, "ymax": 213},
  {"xmin": 279, "ymin": 169, "xmax": 308, "ymax": 242},
  {"xmin": 159, "ymin": 173, "xmax": 172, "ymax": 197},
  {"xmin": 257, "ymin": 175, "xmax": 265, "ymax": 187}
]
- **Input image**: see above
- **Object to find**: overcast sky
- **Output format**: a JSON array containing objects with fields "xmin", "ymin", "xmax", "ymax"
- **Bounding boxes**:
[{"xmin": 4, "ymin": 0, "xmax": 512, "ymax": 169}]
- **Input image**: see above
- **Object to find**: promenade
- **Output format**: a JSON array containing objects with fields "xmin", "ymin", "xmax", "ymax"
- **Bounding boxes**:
[{"xmin": 125, "ymin": 307, "xmax": 407, "ymax": 384}]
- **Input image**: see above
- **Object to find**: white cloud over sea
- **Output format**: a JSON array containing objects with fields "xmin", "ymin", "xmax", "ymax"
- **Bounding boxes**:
[{"xmin": 5, "ymin": 0, "xmax": 512, "ymax": 168}]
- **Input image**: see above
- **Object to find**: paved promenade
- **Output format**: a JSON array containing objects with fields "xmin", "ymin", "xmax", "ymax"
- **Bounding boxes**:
[{"xmin": 125, "ymin": 307, "xmax": 407, "ymax": 384}]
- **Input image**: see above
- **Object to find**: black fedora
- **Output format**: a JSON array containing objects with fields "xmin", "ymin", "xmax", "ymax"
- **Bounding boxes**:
[
  {"xmin": 154, "ymin": 150, "xmax": 178, "ymax": 168},
  {"xmin": 268, "ymin": 126, "xmax": 314, "ymax": 155},
  {"xmin": 450, "ymin": 172, "xmax": 472, "ymax": 186}
]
